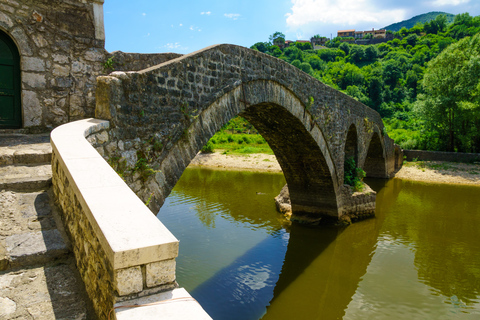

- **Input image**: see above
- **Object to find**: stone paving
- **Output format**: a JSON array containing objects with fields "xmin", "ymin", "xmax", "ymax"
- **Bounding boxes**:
[{"xmin": 0, "ymin": 134, "xmax": 95, "ymax": 319}]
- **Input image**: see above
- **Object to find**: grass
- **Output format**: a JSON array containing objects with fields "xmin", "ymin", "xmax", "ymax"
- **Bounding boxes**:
[{"xmin": 207, "ymin": 132, "xmax": 274, "ymax": 155}]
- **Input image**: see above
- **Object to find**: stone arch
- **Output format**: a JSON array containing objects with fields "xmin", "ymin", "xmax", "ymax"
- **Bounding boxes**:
[
  {"xmin": 363, "ymin": 130, "xmax": 387, "ymax": 178},
  {"xmin": 0, "ymin": 29, "xmax": 22, "ymax": 128},
  {"xmin": 153, "ymin": 80, "xmax": 340, "ymax": 220},
  {"xmin": 344, "ymin": 123, "xmax": 358, "ymax": 164}
]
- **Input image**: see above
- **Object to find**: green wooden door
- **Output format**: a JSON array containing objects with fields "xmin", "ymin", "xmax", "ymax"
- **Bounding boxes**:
[{"xmin": 0, "ymin": 31, "xmax": 21, "ymax": 128}]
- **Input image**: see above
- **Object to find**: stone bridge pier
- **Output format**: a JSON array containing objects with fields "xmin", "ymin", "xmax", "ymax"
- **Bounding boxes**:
[{"xmin": 93, "ymin": 44, "xmax": 397, "ymax": 224}]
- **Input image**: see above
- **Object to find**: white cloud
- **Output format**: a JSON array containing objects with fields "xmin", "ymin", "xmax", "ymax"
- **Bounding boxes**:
[
  {"xmin": 286, "ymin": 0, "xmax": 405, "ymax": 28},
  {"xmin": 201, "ymin": 11, "xmax": 212, "ymax": 15},
  {"xmin": 179, "ymin": 23, "xmax": 183, "ymax": 27},
  {"xmin": 142, "ymin": 13, "xmax": 146, "ymax": 16},
  {"xmin": 430, "ymin": 0, "xmax": 469, "ymax": 5},
  {"xmin": 224, "ymin": 13, "xmax": 241, "ymax": 20},
  {"xmin": 163, "ymin": 42, "xmax": 187, "ymax": 50},
  {"xmin": 189, "ymin": 25, "xmax": 202, "ymax": 32}
]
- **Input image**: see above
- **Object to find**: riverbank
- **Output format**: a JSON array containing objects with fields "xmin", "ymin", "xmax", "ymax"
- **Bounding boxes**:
[
  {"xmin": 189, "ymin": 151, "xmax": 480, "ymax": 186},
  {"xmin": 189, "ymin": 151, "xmax": 282, "ymax": 172}
]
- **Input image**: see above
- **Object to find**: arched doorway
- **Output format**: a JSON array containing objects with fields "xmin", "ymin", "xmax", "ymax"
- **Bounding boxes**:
[{"xmin": 0, "ymin": 31, "xmax": 21, "ymax": 129}]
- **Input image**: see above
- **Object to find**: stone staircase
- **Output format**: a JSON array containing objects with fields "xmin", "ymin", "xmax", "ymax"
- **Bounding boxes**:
[{"xmin": 0, "ymin": 133, "xmax": 95, "ymax": 319}]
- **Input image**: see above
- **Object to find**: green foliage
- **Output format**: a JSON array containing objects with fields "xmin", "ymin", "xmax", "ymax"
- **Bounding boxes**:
[
  {"xmin": 201, "ymin": 141, "xmax": 215, "ymax": 153},
  {"xmin": 133, "ymin": 151, "xmax": 156, "ymax": 182},
  {"xmin": 415, "ymin": 32, "xmax": 480, "ymax": 152},
  {"xmin": 269, "ymin": 31, "xmax": 285, "ymax": 47},
  {"xmin": 204, "ymin": 116, "xmax": 274, "ymax": 155},
  {"xmin": 344, "ymin": 157, "xmax": 366, "ymax": 191},
  {"xmin": 252, "ymin": 13, "xmax": 480, "ymax": 153},
  {"xmin": 103, "ymin": 56, "xmax": 115, "ymax": 72}
]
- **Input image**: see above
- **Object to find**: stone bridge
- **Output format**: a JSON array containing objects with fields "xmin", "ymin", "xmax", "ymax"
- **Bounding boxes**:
[{"xmin": 94, "ymin": 44, "xmax": 398, "ymax": 224}]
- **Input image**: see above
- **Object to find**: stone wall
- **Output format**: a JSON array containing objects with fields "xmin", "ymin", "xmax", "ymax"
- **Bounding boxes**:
[
  {"xmin": 107, "ymin": 51, "xmax": 183, "ymax": 72},
  {"xmin": 51, "ymin": 119, "xmax": 186, "ymax": 319},
  {"xmin": 403, "ymin": 149, "xmax": 480, "ymax": 163},
  {"xmin": 0, "ymin": 0, "xmax": 107, "ymax": 129}
]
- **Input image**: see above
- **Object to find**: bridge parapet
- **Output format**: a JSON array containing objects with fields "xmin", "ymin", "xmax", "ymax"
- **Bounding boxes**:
[{"xmin": 51, "ymin": 119, "xmax": 211, "ymax": 319}]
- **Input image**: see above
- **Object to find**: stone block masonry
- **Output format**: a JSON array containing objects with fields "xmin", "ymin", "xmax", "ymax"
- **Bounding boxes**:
[
  {"xmin": 0, "ymin": 0, "xmax": 106, "ymax": 128},
  {"xmin": 51, "ymin": 119, "xmax": 211, "ymax": 319}
]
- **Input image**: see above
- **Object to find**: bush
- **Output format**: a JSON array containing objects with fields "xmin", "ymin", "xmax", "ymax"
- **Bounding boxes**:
[
  {"xmin": 201, "ymin": 141, "xmax": 215, "ymax": 153},
  {"xmin": 344, "ymin": 156, "xmax": 366, "ymax": 191}
]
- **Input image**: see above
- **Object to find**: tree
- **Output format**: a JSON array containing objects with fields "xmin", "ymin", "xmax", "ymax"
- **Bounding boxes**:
[
  {"xmin": 339, "ymin": 42, "xmax": 350, "ymax": 55},
  {"xmin": 318, "ymin": 48, "xmax": 344, "ymax": 62},
  {"xmin": 251, "ymin": 42, "xmax": 269, "ymax": 53},
  {"xmin": 415, "ymin": 33, "xmax": 480, "ymax": 152},
  {"xmin": 284, "ymin": 46, "xmax": 303, "ymax": 61},
  {"xmin": 364, "ymin": 45, "xmax": 379, "ymax": 62},
  {"xmin": 349, "ymin": 45, "xmax": 364, "ymax": 63},
  {"xmin": 424, "ymin": 14, "xmax": 447, "ymax": 34},
  {"xmin": 300, "ymin": 62, "xmax": 313, "ymax": 74},
  {"xmin": 291, "ymin": 59, "xmax": 301, "ymax": 69},
  {"xmin": 269, "ymin": 32, "xmax": 285, "ymax": 47}
]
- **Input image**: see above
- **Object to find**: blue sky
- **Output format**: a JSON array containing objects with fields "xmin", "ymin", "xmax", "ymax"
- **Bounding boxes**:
[{"xmin": 104, "ymin": 0, "xmax": 480, "ymax": 54}]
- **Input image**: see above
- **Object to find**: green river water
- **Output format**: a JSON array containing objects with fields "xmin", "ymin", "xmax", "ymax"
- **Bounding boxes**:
[{"xmin": 156, "ymin": 167, "xmax": 480, "ymax": 320}]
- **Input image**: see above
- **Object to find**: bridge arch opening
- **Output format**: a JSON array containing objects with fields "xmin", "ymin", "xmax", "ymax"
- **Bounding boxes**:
[
  {"xmin": 363, "ymin": 132, "xmax": 386, "ymax": 178},
  {"xmin": 344, "ymin": 124, "xmax": 358, "ymax": 165},
  {"xmin": 150, "ymin": 81, "xmax": 340, "ymax": 222},
  {"xmin": 240, "ymin": 102, "xmax": 338, "ymax": 220}
]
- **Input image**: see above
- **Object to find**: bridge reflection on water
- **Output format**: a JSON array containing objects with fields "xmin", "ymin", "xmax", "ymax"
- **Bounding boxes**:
[{"xmin": 157, "ymin": 167, "xmax": 480, "ymax": 320}]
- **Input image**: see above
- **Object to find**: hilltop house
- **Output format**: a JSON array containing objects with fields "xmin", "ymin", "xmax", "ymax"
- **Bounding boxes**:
[
  {"xmin": 354, "ymin": 28, "xmax": 387, "ymax": 39},
  {"xmin": 337, "ymin": 29, "xmax": 355, "ymax": 38}
]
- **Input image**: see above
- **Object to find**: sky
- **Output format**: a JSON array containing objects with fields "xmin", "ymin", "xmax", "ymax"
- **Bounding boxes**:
[{"xmin": 104, "ymin": 0, "xmax": 480, "ymax": 54}]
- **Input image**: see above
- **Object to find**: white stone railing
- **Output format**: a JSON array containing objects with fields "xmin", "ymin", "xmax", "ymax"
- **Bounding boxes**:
[{"xmin": 51, "ymin": 118, "xmax": 211, "ymax": 319}]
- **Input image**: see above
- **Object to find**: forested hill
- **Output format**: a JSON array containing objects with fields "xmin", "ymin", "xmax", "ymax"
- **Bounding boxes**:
[
  {"xmin": 384, "ymin": 12, "xmax": 454, "ymax": 32},
  {"xmin": 251, "ymin": 13, "xmax": 480, "ymax": 153}
]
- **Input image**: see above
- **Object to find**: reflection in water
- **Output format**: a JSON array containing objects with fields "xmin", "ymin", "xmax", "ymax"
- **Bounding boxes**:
[{"xmin": 157, "ymin": 168, "xmax": 480, "ymax": 320}]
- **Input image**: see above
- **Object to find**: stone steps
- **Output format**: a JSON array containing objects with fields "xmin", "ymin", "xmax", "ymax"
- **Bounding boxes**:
[
  {"xmin": 0, "ymin": 133, "xmax": 52, "ymax": 166},
  {"xmin": 0, "ymin": 133, "xmax": 64, "ymax": 272},
  {"xmin": 0, "ymin": 133, "xmax": 95, "ymax": 319},
  {"xmin": 0, "ymin": 164, "xmax": 52, "ymax": 191}
]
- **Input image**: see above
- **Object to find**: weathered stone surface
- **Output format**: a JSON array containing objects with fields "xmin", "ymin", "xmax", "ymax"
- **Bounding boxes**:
[
  {"xmin": 22, "ymin": 72, "xmax": 46, "ymax": 88},
  {"xmin": 6, "ymin": 229, "xmax": 68, "ymax": 267},
  {"xmin": 115, "ymin": 266, "xmax": 143, "ymax": 296},
  {"xmin": 0, "ymin": 297, "xmax": 16, "ymax": 317},
  {"xmin": 146, "ymin": 259, "xmax": 176, "ymax": 287},
  {"xmin": 22, "ymin": 90, "xmax": 42, "ymax": 127},
  {"xmin": 0, "ymin": 11, "xmax": 14, "ymax": 29},
  {"xmin": 0, "ymin": 262, "xmax": 93, "ymax": 320},
  {"xmin": 23, "ymin": 56, "xmax": 45, "ymax": 72}
]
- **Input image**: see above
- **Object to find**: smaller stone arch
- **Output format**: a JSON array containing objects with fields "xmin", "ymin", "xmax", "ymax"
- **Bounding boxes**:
[
  {"xmin": 344, "ymin": 123, "xmax": 358, "ymax": 164},
  {"xmin": 363, "ymin": 131, "xmax": 387, "ymax": 178}
]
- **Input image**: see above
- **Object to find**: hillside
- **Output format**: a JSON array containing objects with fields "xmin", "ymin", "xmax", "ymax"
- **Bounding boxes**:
[{"xmin": 384, "ymin": 11, "xmax": 454, "ymax": 31}]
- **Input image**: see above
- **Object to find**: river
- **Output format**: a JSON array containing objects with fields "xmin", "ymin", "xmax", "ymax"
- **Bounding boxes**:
[{"xmin": 156, "ymin": 167, "xmax": 480, "ymax": 320}]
